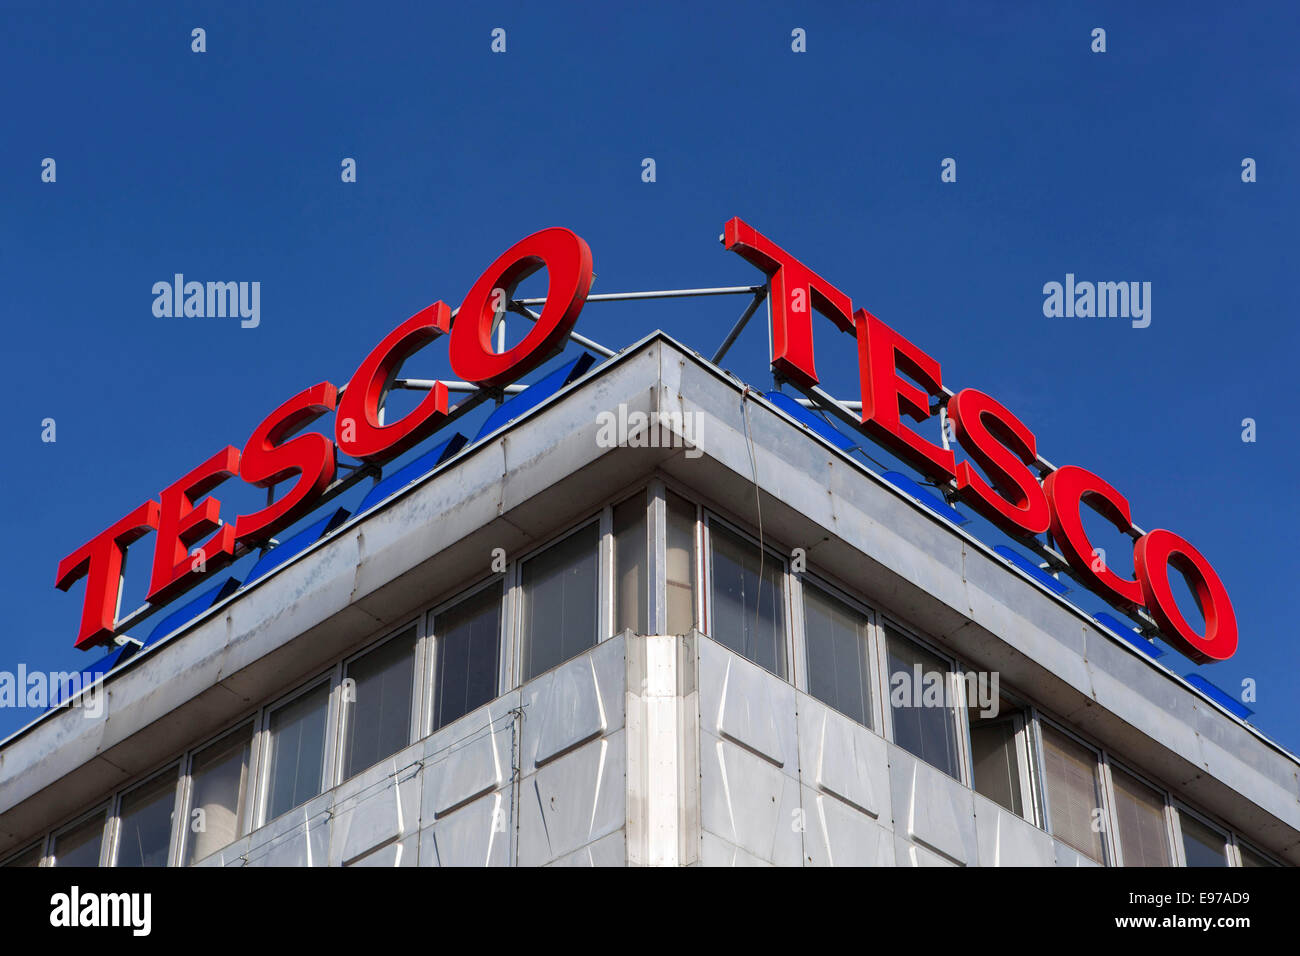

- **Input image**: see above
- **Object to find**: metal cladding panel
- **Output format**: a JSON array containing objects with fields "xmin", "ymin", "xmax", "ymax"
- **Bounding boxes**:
[
  {"xmin": 1053, "ymin": 839, "xmax": 1103, "ymax": 868},
  {"xmin": 801, "ymin": 785, "xmax": 895, "ymax": 867},
  {"xmin": 700, "ymin": 730, "xmax": 804, "ymax": 865},
  {"xmin": 517, "ymin": 731, "xmax": 626, "ymax": 867},
  {"xmin": 796, "ymin": 693, "xmax": 890, "ymax": 822},
  {"xmin": 520, "ymin": 636, "xmax": 625, "ymax": 772},
  {"xmin": 545, "ymin": 829, "xmax": 627, "ymax": 867},
  {"xmin": 887, "ymin": 744, "xmax": 979, "ymax": 866},
  {"xmin": 894, "ymin": 835, "xmax": 959, "ymax": 867},
  {"xmin": 698, "ymin": 830, "xmax": 773, "ymax": 867},
  {"xmin": 422, "ymin": 694, "xmax": 519, "ymax": 822},
  {"xmin": 697, "ymin": 637, "xmax": 797, "ymax": 774},
  {"xmin": 973, "ymin": 793, "xmax": 1056, "ymax": 867},
  {"xmin": 419, "ymin": 791, "xmax": 513, "ymax": 867}
]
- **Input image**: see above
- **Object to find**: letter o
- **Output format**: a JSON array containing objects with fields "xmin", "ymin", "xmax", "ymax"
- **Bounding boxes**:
[
  {"xmin": 449, "ymin": 227, "xmax": 593, "ymax": 388},
  {"xmin": 1043, "ymin": 465, "xmax": 1144, "ymax": 606},
  {"xmin": 1134, "ymin": 529, "xmax": 1237, "ymax": 663}
]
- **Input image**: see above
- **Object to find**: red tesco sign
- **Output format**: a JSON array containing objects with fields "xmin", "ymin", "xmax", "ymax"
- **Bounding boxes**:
[
  {"xmin": 55, "ymin": 220, "xmax": 1236, "ymax": 667},
  {"xmin": 723, "ymin": 217, "xmax": 1237, "ymax": 665}
]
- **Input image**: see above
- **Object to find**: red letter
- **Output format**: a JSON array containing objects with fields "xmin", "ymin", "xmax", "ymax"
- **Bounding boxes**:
[
  {"xmin": 450, "ymin": 227, "xmax": 594, "ymax": 388},
  {"xmin": 722, "ymin": 217, "xmax": 853, "ymax": 388},
  {"xmin": 234, "ymin": 382, "xmax": 338, "ymax": 547},
  {"xmin": 56, "ymin": 500, "xmax": 161, "ymax": 650},
  {"xmin": 856, "ymin": 308, "xmax": 956, "ymax": 483},
  {"xmin": 1042, "ymin": 465, "xmax": 1144, "ymax": 607},
  {"xmin": 147, "ymin": 447, "xmax": 241, "ymax": 604},
  {"xmin": 948, "ymin": 388, "xmax": 1049, "ymax": 538},
  {"xmin": 336, "ymin": 303, "xmax": 451, "ymax": 463},
  {"xmin": 1134, "ymin": 530, "xmax": 1238, "ymax": 664}
]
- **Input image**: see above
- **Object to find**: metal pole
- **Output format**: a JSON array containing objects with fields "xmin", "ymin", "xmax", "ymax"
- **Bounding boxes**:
[
  {"xmin": 515, "ymin": 285, "xmax": 762, "ymax": 307},
  {"xmin": 508, "ymin": 302, "xmax": 617, "ymax": 358},
  {"xmin": 711, "ymin": 287, "xmax": 768, "ymax": 364}
]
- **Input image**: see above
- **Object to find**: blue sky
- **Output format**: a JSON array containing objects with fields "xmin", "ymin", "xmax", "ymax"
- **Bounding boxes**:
[{"xmin": 2, "ymin": 1, "xmax": 1297, "ymax": 753}]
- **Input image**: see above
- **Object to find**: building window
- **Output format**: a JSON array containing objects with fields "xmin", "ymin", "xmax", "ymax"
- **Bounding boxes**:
[
  {"xmin": 708, "ymin": 522, "xmax": 787, "ymax": 678},
  {"xmin": 520, "ymin": 522, "xmax": 600, "ymax": 681},
  {"xmin": 1238, "ymin": 843, "xmax": 1277, "ymax": 867},
  {"xmin": 665, "ymin": 491, "xmax": 697, "ymax": 635},
  {"xmin": 432, "ymin": 583, "xmax": 502, "ymax": 731},
  {"xmin": 113, "ymin": 767, "xmax": 178, "ymax": 867},
  {"xmin": 340, "ymin": 627, "xmax": 417, "ymax": 780},
  {"xmin": 51, "ymin": 808, "xmax": 107, "ymax": 867},
  {"xmin": 2, "ymin": 842, "xmax": 43, "ymax": 867},
  {"xmin": 1178, "ymin": 809, "xmax": 1229, "ymax": 867},
  {"xmin": 184, "ymin": 724, "xmax": 253, "ymax": 865},
  {"xmin": 967, "ymin": 695, "xmax": 1032, "ymax": 819},
  {"xmin": 1111, "ymin": 767, "xmax": 1172, "ymax": 867},
  {"xmin": 612, "ymin": 493, "xmax": 648, "ymax": 635},
  {"xmin": 1040, "ymin": 723, "xmax": 1107, "ymax": 864},
  {"xmin": 265, "ymin": 680, "xmax": 332, "ymax": 821},
  {"xmin": 803, "ymin": 583, "xmax": 872, "ymax": 728},
  {"xmin": 885, "ymin": 628, "xmax": 960, "ymax": 779}
]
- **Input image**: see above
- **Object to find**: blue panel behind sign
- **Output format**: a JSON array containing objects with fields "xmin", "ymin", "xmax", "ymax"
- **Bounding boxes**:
[
  {"xmin": 473, "ymin": 352, "xmax": 596, "ymax": 442},
  {"xmin": 244, "ymin": 506, "xmax": 353, "ymax": 585},
  {"xmin": 993, "ymin": 545, "xmax": 1069, "ymax": 595},
  {"xmin": 354, "ymin": 434, "xmax": 468, "ymax": 516},
  {"xmin": 145, "ymin": 576, "xmax": 242, "ymax": 649},
  {"xmin": 1094, "ymin": 611, "xmax": 1165, "ymax": 659},
  {"xmin": 1184, "ymin": 673, "xmax": 1254, "ymax": 720},
  {"xmin": 882, "ymin": 471, "xmax": 969, "ymax": 526},
  {"xmin": 763, "ymin": 391, "xmax": 856, "ymax": 452}
]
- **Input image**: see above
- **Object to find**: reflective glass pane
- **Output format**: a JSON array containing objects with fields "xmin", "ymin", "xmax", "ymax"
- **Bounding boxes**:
[
  {"xmin": 521, "ymin": 524, "xmax": 599, "ymax": 680},
  {"xmin": 115, "ymin": 768, "xmax": 178, "ymax": 867},
  {"xmin": 52, "ymin": 811, "xmax": 106, "ymax": 867},
  {"xmin": 342, "ymin": 628, "xmax": 417, "ymax": 779},
  {"xmin": 434, "ymin": 584, "xmax": 502, "ymax": 730},
  {"xmin": 613, "ymin": 494, "xmax": 648, "ymax": 635},
  {"xmin": 267, "ymin": 681, "xmax": 331, "ymax": 820},
  {"xmin": 709, "ymin": 524, "xmax": 786, "ymax": 678},
  {"xmin": 1179, "ymin": 810, "xmax": 1228, "ymax": 867},
  {"xmin": 886, "ymin": 630, "xmax": 960, "ymax": 779},
  {"xmin": 803, "ymin": 584, "xmax": 871, "ymax": 727},
  {"xmin": 185, "ymin": 725, "xmax": 253, "ymax": 865}
]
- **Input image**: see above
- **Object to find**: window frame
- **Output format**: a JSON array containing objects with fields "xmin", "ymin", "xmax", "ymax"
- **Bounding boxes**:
[
  {"xmin": 962, "ymin": 683, "xmax": 1041, "ymax": 827},
  {"xmin": 1102, "ymin": 756, "xmax": 1176, "ymax": 867},
  {"xmin": 700, "ymin": 510, "xmax": 795, "ymax": 680},
  {"xmin": 49, "ymin": 803, "xmax": 112, "ymax": 868},
  {"xmin": 1035, "ymin": 714, "xmax": 1113, "ymax": 865},
  {"xmin": 175, "ymin": 717, "xmax": 259, "ymax": 867},
  {"xmin": 876, "ymin": 615, "xmax": 970, "ymax": 785},
  {"xmin": 655, "ymin": 477, "xmax": 704, "ymax": 636},
  {"xmin": 792, "ymin": 570, "xmax": 881, "ymax": 735},
  {"xmin": 425, "ymin": 576, "xmax": 508, "ymax": 736},
  {"xmin": 1, "ymin": 837, "xmax": 48, "ymax": 868},
  {"xmin": 334, "ymin": 618, "xmax": 423, "ymax": 786},
  {"xmin": 255, "ymin": 670, "xmax": 341, "ymax": 828},
  {"xmin": 607, "ymin": 487, "xmax": 652, "ymax": 639},
  {"xmin": 510, "ymin": 514, "xmax": 606, "ymax": 686},
  {"xmin": 1171, "ymin": 800, "xmax": 1233, "ymax": 868},
  {"xmin": 107, "ymin": 761, "xmax": 184, "ymax": 867}
]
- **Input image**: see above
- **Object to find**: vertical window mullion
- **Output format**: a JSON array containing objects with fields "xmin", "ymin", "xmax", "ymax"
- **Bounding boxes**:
[{"xmin": 648, "ymin": 480, "xmax": 668, "ymax": 636}]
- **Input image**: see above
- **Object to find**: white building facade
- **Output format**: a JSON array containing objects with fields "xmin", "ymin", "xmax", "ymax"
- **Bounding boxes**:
[{"xmin": 0, "ymin": 335, "xmax": 1295, "ymax": 867}]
